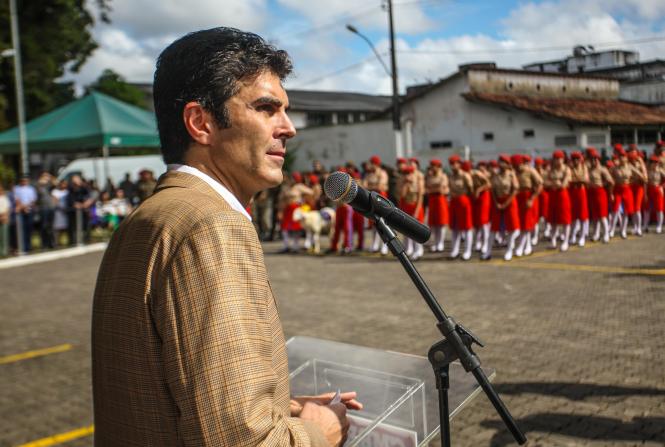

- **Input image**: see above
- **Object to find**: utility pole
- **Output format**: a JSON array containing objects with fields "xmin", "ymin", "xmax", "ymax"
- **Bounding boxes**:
[
  {"xmin": 386, "ymin": 0, "xmax": 403, "ymax": 158},
  {"xmin": 9, "ymin": 0, "xmax": 29, "ymax": 177}
]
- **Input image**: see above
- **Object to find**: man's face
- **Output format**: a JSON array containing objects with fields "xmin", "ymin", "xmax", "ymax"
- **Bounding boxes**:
[{"xmin": 207, "ymin": 71, "xmax": 295, "ymax": 196}]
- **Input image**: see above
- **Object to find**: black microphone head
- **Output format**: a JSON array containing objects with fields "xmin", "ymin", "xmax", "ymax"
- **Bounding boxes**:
[{"xmin": 324, "ymin": 171, "xmax": 358, "ymax": 203}]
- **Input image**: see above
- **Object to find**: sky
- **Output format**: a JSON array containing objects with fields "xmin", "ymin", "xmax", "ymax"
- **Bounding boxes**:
[{"xmin": 69, "ymin": 0, "xmax": 665, "ymax": 95}]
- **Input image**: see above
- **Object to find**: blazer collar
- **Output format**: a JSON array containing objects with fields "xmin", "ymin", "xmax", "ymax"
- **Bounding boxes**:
[{"xmin": 154, "ymin": 170, "xmax": 233, "ymax": 211}]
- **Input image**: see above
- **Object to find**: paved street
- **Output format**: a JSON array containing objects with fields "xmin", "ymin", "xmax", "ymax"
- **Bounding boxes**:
[{"xmin": 1, "ymin": 232, "xmax": 664, "ymax": 446}]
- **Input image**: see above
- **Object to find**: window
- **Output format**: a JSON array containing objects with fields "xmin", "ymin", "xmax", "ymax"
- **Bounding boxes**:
[
  {"xmin": 523, "ymin": 129, "xmax": 535, "ymax": 138},
  {"xmin": 483, "ymin": 132, "xmax": 494, "ymax": 141},
  {"xmin": 638, "ymin": 130, "xmax": 658, "ymax": 144},
  {"xmin": 337, "ymin": 113, "xmax": 351, "ymax": 125},
  {"xmin": 430, "ymin": 141, "xmax": 453, "ymax": 149},
  {"xmin": 610, "ymin": 129, "xmax": 633, "ymax": 146},
  {"xmin": 554, "ymin": 135, "xmax": 577, "ymax": 146},
  {"xmin": 306, "ymin": 112, "xmax": 333, "ymax": 127},
  {"xmin": 588, "ymin": 134, "xmax": 607, "ymax": 145}
]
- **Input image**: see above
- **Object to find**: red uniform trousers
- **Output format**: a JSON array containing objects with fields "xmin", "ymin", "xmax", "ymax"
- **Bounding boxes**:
[
  {"xmin": 491, "ymin": 196, "xmax": 520, "ymax": 232},
  {"xmin": 450, "ymin": 195, "xmax": 473, "ymax": 231},
  {"xmin": 367, "ymin": 191, "xmax": 388, "ymax": 229},
  {"xmin": 473, "ymin": 190, "xmax": 491, "ymax": 228},
  {"xmin": 569, "ymin": 185, "xmax": 589, "ymax": 221},
  {"xmin": 399, "ymin": 200, "xmax": 425, "ymax": 223},
  {"xmin": 648, "ymin": 184, "xmax": 665, "ymax": 213},
  {"xmin": 427, "ymin": 193, "xmax": 449, "ymax": 227},
  {"xmin": 516, "ymin": 190, "xmax": 537, "ymax": 231},
  {"xmin": 549, "ymin": 188, "xmax": 572, "ymax": 225},
  {"xmin": 588, "ymin": 186, "xmax": 609, "ymax": 220},
  {"xmin": 631, "ymin": 184, "xmax": 645, "ymax": 212},
  {"xmin": 352, "ymin": 210, "xmax": 365, "ymax": 249},
  {"xmin": 281, "ymin": 203, "xmax": 302, "ymax": 232},
  {"xmin": 613, "ymin": 184, "xmax": 635, "ymax": 215},
  {"xmin": 539, "ymin": 189, "xmax": 551, "ymax": 222},
  {"xmin": 331, "ymin": 203, "xmax": 353, "ymax": 251}
]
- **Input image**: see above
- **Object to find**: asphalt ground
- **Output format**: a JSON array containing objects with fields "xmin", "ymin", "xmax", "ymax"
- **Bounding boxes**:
[{"xmin": 1, "ymin": 230, "xmax": 664, "ymax": 447}]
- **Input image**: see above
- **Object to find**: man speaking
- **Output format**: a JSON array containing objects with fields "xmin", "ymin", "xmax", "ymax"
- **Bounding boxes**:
[{"xmin": 92, "ymin": 28, "xmax": 359, "ymax": 446}]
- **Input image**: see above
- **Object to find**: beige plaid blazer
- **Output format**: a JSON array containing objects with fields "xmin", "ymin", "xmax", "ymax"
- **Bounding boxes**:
[{"xmin": 92, "ymin": 171, "xmax": 327, "ymax": 446}]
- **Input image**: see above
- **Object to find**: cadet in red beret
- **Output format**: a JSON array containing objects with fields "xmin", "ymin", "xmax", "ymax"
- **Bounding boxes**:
[
  {"xmin": 587, "ymin": 149, "xmax": 614, "ymax": 243},
  {"xmin": 471, "ymin": 161, "xmax": 492, "ymax": 254},
  {"xmin": 399, "ymin": 163, "xmax": 425, "ymax": 260},
  {"xmin": 514, "ymin": 154, "xmax": 544, "ymax": 256},
  {"xmin": 568, "ymin": 151, "xmax": 590, "ymax": 246},
  {"xmin": 609, "ymin": 148, "xmax": 637, "ymax": 238},
  {"xmin": 647, "ymin": 155, "xmax": 665, "ymax": 233},
  {"xmin": 426, "ymin": 159, "xmax": 449, "ymax": 252},
  {"xmin": 279, "ymin": 172, "xmax": 313, "ymax": 253},
  {"xmin": 365, "ymin": 155, "xmax": 390, "ymax": 254},
  {"xmin": 627, "ymin": 149, "xmax": 648, "ymax": 234},
  {"xmin": 448, "ymin": 155, "xmax": 475, "ymax": 260},
  {"xmin": 534, "ymin": 156, "xmax": 551, "ymax": 243},
  {"xmin": 483, "ymin": 155, "xmax": 520, "ymax": 260},
  {"xmin": 544, "ymin": 150, "xmax": 573, "ymax": 251}
]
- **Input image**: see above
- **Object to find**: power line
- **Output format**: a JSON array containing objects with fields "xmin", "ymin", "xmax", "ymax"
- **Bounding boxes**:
[
  {"xmin": 396, "ymin": 35, "xmax": 665, "ymax": 55},
  {"xmin": 295, "ymin": 54, "xmax": 389, "ymax": 87}
]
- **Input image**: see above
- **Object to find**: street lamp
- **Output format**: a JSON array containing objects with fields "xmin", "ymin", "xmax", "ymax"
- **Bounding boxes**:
[
  {"xmin": 346, "ymin": 0, "xmax": 403, "ymax": 158},
  {"xmin": 7, "ymin": 0, "xmax": 29, "ymax": 177}
]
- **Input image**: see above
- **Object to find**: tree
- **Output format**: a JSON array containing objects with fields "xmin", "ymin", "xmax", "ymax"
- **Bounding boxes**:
[
  {"xmin": 87, "ymin": 69, "xmax": 148, "ymax": 109},
  {"xmin": 0, "ymin": 0, "xmax": 111, "ymax": 131}
]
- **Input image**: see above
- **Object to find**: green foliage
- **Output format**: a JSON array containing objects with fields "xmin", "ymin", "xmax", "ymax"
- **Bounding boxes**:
[
  {"xmin": 0, "ymin": 160, "xmax": 16, "ymax": 187},
  {"xmin": 86, "ymin": 69, "xmax": 148, "ymax": 109},
  {"xmin": 0, "ymin": 0, "xmax": 111, "ymax": 131}
]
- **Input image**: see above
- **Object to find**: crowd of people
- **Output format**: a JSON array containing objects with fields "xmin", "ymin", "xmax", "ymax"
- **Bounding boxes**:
[
  {"xmin": 275, "ymin": 141, "xmax": 665, "ymax": 261},
  {"xmin": 0, "ymin": 169, "xmax": 158, "ymax": 256}
]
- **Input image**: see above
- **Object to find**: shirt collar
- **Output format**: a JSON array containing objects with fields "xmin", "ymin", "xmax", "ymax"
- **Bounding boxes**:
[{"xmin": 167, "ymin": 164, "xmax": 252, "ymax": 222}]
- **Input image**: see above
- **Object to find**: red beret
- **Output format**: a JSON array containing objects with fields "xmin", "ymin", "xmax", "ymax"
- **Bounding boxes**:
[
  {"xmin": 552, "ymin": 150, "xmax": 565, "ymax": 159},
  {"xmin": 309, "ymin": 174, "xmax": 319, "ymax": 184},
  {"xmin": 571, "ymin": 151, "xmax": 583, "ymax": 160},
  {"xmin": 534, "ymin": 157, "xmax": 544, "ymax": 166},
  {"xmin": 589, "ymin": 150, "xmax": 600, "ymax": 159},
  {"xmin": 628, "ymin": 151, "xmax": 639, "ymax": 161},
  {"xmin": 489, "ymin": 159, "xmax": 499, "ymax": 168},
  {"xmin": 448, "ymin": 154, "xmax": 461, "ymax": 164},
  {"xmin": 461, "ymin": 161, "xmax": 472, "ymax": 172},
  {"xmin": 606, "ymin": 160, "xmax": 615, "ymax": 168},
  {"xmin": 510, "ymin": 154, "xmax": 523, "ymax": 166},
  {"xmin": 397, "ymin": 157, "xmax": 407, "ymax": 164},
  {"xmin": 657, "ymin": 140, "xmax": 665, "ymax": 147},
  {"xmin": 402, "ymin": 165, "xmax": 415, "ymax": 174},
  {"xmin": 585, "ymin": 147, "xmax": 596, "ymax": 155},
  {"xmin": 523, "ymin": 154, "xmax": 532, "ymax": 163},
  {"xmin": 498, "ymin": 154, "xmax": 511, "ymax": 164},
  {"xmin": 613, "ymin": 144, "xmax": 626, "ymax": 155},
  {"xmin": 292, "ymin": 171, "xmax": 303, "ymax": 182},
  {"xmin": 476, "ymin": 160, "xmax": 487, "ymax": 168},
  {"xmin": 429, "ymin": 158, "xmax": 442, "ymax": 167},
  {"xmin": 409, "ymin": 157, "xmax": 420, "ymax": 166},
  {"xmin": 370, "ymin": 155, "xmax": 381, "ymax": 165},
  {"xmin": 649, "ymin": 154, "xmax": 660, "ymax": 163}
]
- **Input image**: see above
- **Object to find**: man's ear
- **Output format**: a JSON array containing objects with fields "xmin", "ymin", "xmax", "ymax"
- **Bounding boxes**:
[{"xmin": 183, "ymin": 102, "xmax": 214, "ymax": 145}]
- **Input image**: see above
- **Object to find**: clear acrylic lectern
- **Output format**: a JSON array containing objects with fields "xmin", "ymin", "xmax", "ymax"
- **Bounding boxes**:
[{"xmin": 287, "ymin": 336, "xmax": 494, "ymax": 447}]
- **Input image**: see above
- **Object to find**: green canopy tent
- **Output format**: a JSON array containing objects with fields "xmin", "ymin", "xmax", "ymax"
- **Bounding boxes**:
[{"xmin": 0, "ymin": 91, "xmax": 160, "ymax": 180}]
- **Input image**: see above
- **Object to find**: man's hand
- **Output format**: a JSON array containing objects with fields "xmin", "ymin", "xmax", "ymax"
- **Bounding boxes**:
[
  {"xmin": 299, "ymin": 401, "xmax": 349, "ymax": 447},
  {"xmin": 291, "ymin": 391, "xmax": 363, "ymax": 416}
]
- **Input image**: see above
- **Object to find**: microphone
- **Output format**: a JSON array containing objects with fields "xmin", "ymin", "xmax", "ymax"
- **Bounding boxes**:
[{"xmin": 324, "ymin": 171, "xmax": 431, "ymax": 243}]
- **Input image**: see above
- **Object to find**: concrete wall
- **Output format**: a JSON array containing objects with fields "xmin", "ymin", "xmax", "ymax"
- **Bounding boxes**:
[
  {"xmin": 467, "ymin": 69, "xmax": 619, "ymax": 99},
  {"xmin": 289, "ymin": 119, "xmax": 395, "ymax": 170},
  {"xmin": 620, "ymin": 81, "xmax": 665, "ymax": 105}
]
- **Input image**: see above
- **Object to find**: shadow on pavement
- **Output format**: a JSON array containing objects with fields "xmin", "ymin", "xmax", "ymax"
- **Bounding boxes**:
[
  {"xmin": 494, "ymin": 381, "xmax": 665, "ymax": 400},
  {"xmin": 481, "ymin": 414, "xmax": 665, "ymax": 446}
]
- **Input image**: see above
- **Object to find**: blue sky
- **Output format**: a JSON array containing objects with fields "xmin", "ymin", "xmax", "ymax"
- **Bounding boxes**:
[{"xmin": 71, "ymin": 0, "xmax": 665, "ymax": 94}]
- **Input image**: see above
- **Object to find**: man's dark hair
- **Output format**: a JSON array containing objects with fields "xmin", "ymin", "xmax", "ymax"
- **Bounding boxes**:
[{"xmin": 153, "ymin": 27, "xmax": 293, "ymax": 164}]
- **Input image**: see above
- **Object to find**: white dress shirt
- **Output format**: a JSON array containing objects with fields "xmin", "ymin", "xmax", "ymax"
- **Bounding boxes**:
[{"xmin": 167, "ymin": 164, "xmax": 252, "ymax": 222}]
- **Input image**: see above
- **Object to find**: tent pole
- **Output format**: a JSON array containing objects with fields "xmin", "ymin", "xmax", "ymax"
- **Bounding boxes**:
[
  {"xmin": 102, "ymin": 145, "xmax": 110, "ymax": 190},
  {"xmin": 9, "ymin": 0, "xmax": 29, "ymax": 177}
]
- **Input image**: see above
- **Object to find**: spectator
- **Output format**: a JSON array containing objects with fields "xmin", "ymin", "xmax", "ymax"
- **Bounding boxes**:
[
  {"xmin": 136, "ymin": 169, "xmax": 157, "ymax": 203},
  {"xmin": 67, "ymin": 175, "xmax": 93, "ymax": 245},
  {"xmin": 51, "ymin": 180, "xmax": 69, "ymax": 246},
  {"xmin": 118, "ymin": 172, "xmax": 137, "ymax": 205},
  {"xmin": 111, "ymin": 189, "xmax": 133, "ymax": 225},
  {"xmin": 13, "ymin": 175, "xmax": 37, "ymax": 252},
  {"xmin": 36, "ymin": 172, "xmax": 56, "ymax": 249},
  {"xmin": 0, "ymin": 184, "xmax": 9, "ymax": 257}
]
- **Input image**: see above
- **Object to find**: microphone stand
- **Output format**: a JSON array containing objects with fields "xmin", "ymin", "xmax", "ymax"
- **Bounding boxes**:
[{"xmin": 374, "ymin": 216, "xmax": 527, "ymax": 447}]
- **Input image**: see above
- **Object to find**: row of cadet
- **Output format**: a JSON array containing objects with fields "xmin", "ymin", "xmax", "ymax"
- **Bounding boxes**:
[{"xmin": 276, "ymin": 142, "xmax": 665, "ymax": 261}]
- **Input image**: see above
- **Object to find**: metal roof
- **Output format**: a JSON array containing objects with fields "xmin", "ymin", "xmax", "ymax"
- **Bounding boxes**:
[{"xmin": 286, "ymin": 89, "xmax": 391, "ymax": 112}]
